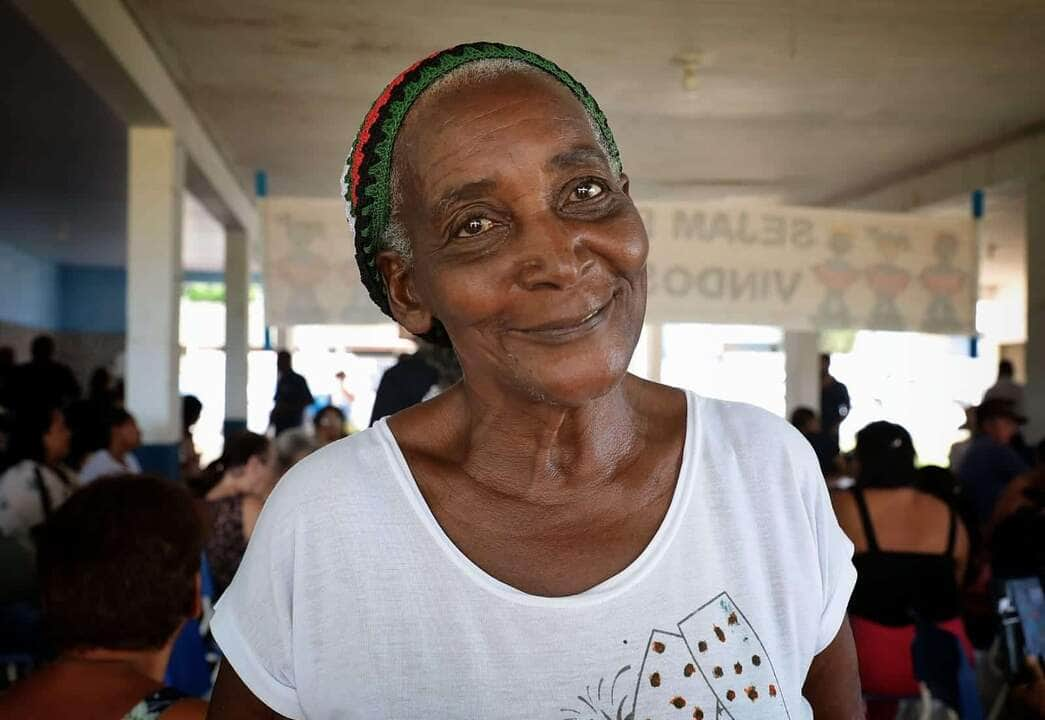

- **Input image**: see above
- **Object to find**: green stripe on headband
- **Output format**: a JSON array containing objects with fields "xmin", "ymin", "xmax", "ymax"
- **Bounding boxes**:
[{"xmin": 343, "ymin": 42, "xmax": 623, "ymax": 344}]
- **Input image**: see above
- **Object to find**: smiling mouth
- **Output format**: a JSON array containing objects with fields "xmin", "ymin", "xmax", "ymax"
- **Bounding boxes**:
[{"xmin": 513, "ymin": 293, "xmax": 617, "ymax": 340}]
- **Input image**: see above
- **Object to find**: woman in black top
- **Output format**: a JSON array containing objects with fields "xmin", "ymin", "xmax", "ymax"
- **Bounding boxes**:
[
  {"xmin": 832, "ymin": 421, "xmax": 972, "ymax": 706},
  {"xmin": 835, "ymin": 422, "xmax": 969, "ymax": 621}
]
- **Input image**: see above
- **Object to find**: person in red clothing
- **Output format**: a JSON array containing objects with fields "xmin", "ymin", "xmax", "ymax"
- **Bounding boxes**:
[{"xmin": 833, "ymin": 421, "xmax": 973, "ymax": 715}]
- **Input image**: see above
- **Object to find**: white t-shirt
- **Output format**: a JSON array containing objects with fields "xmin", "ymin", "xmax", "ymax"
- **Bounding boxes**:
[
  {"xmin": 212, "ymin": 392, "xmax": 856, "ymax": 720},
  {"xmin": 0, "ymin": 460, "xmax": 80, "ymax": 551},
  {"xmin": 79, "ymin": 449, "xmax": 142, "ymax": 484}
]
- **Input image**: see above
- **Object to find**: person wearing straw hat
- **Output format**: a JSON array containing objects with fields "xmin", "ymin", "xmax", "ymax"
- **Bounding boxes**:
[{"xmin": 957, "ymin": 398, "xmax": 1030, "ymax": 526}]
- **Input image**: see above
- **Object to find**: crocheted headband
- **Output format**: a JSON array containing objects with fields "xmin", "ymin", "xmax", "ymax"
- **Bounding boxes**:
[{"xmin": 341, "ymin": 41, "xmax": 623, "ymax": 345}]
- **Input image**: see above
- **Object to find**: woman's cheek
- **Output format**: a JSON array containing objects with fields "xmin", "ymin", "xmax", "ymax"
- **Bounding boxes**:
[{"xmin": 428, "ymin": 260, "xmax": 510, "ymax": 324}]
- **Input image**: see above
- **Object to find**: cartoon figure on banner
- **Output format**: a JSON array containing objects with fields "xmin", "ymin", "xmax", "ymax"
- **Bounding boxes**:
[
  {"xmin": 864, "ymin": 228, "xmax": 912, "ymax": 330},
  {"xmin": 811, "ymin": 228, "xmax": 860, "ymax": 328},
  {"xmin": 273, "ymin": 214, "xmax": 329, "ymax": 322},
  {"xmin": 919, "ymin": 233, "xmax": 969, "ymax": 333},
  {"xmin": 560, "ymin": 592, "xmax": 789, "ymax": 720}
]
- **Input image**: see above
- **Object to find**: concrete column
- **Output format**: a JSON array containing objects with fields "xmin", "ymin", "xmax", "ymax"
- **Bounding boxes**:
[
  {"xmin": 1026, "ymin": 178, "xmax": 1045, "ymax": 442},
  {"xmin": 646, "ymin": 322, "xmax": 663, "ymax": 382},
  {"xmin": 126, "ymin": 127, "xmax": 183, "ymax": 479},
  {"xmin": 784, "ymin": 330, "xmax": 820, "ymax": 418},
  {"xmin": 224, "ymin": 226, "xmax": 249, "ymax": 437}
]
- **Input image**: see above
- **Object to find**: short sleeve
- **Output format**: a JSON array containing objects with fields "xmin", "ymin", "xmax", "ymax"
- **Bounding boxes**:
[
  {"xmin": 0, "ymin": 464, "xmax": 42, "ymax": 541},
  {"xmin": 806, "ymin": 449, "xmax": 857, "ymax": 655},
  {"xmin": 210, "ymin": 485, "xmax": 306, "ymax": 720}
]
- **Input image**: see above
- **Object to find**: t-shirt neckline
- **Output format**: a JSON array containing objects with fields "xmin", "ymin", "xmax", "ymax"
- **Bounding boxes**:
[{"xmin": 378, "ymin": 390, "xmax": 697, "ymax": 608}]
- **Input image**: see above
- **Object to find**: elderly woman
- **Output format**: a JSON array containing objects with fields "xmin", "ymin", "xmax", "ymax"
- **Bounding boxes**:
[{"xmin": 209, "ymin": 43, "xmax": 859, "ymax": 719}]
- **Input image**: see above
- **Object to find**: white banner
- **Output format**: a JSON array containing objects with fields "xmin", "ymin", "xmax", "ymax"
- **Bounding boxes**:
[
  {"xmin": 264, "ymin": 197, "xmax": 976, "ymax": 335},
  {"xmin": 639, "ymin": 202, "xmax": 976, "ymax": 334},
  {"xmin": 263, "ymin": 196, "xmax": 387, "ymax": 326}
]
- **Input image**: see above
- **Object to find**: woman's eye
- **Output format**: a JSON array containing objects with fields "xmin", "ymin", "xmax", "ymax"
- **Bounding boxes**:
[
  {"xmin": 570, "ymin": 180, "xmax": 605, "ymax": 202},
  {"xmin": 455, "ymin": 216, "xmax": 494, "ymax": 237}
]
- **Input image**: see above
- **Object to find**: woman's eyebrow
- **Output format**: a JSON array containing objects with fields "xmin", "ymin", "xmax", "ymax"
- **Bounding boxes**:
[
  {"xmin": 547, "ymin": 145, "xmax": 608, "ymax": 171},
  {"xmin": 434, "ymin": 179, "xmax": 497, "ymax": 217}
]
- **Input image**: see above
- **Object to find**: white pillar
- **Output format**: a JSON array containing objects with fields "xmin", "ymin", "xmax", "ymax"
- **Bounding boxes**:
[
  {"xmin": 224, "ymin": 226, "xmax": 249, "ymax": 435},
  {"xmin": 784, "ymin": 330, "xmax": 820, "ymax": 418},
  {"xmin": 126, "ymin": 127, "xmax": 183, "ymax": 477},
  {"xmin": 646, "ymin": 322, "xmax": 663, "ymax": 383},
  {"xmin": 1026, "ymin": 178, "xmax": 1045, "ymax": 442}
]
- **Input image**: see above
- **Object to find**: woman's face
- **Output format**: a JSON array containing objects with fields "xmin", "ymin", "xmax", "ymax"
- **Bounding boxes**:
[
  {"xmin": 384, "ymin": 71, "xmax": 648, "ymax": 406},
  {"xmin": 233, "ymin": 446, "xmax": 278, "ymax": 495},
  {"xmin": 315, "ymin": 410, "xmax": 345, "ymax": 445},
  {"xmin": 43, "ymin": 410, "xmax": 71, "ymax": 464}
]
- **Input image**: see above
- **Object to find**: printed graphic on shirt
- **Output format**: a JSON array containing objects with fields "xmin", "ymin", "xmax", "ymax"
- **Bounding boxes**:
[
  {"xmin": 558, "ymin": 664, "xmax": 635, "ymax": 720},
  {"xmin": 632, "ymin": 630, "xmax": 721, "ymax": 720},
  {"xmin": 561, "ymin": 592, "xmax": 789, "ymax": 720},
  {"xmin": 677, "ymin": 593, "xmax": 788, "ymax": 720}
]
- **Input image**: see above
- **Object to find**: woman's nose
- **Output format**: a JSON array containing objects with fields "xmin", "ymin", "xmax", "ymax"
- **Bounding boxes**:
[{"xmin": 514, "ymin": 215, "xmax": 595, "ymax": 291}]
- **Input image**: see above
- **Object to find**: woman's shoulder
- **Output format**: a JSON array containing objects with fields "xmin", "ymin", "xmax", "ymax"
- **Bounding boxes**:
[
  {"xmin": 690, "ymin": 393, "xmax": 812, "ymax": 461},
  {"xmin": 0, "ymin": 458, "xmax": 35, "ymax": 479},
  {"xmin": 0, "ymin": 459, "xmax": 36, "ymax": 492},
  {"xmin": 265, "ymin": 425, "xmax": 401, "ymax": 512},
  {"xmin": 867, "ymin": 485, "xmax": 950, "ymax": 511}
]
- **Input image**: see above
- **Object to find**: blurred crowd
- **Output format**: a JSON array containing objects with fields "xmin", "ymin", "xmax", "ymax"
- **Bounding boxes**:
[
  {"xmin": 791, "ymin": 356, "xmax": 1045, "ymax": 719},
  {"xmin": 0, "ymin": 337, "xmax": 1041, "ymax": 718},
  {"xmin": 0, "ymin": 336, "xmax": 358, "ymax": 718}
]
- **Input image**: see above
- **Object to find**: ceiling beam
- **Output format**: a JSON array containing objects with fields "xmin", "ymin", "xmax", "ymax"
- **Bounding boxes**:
[
  {"xmin": 11, "ymin": 0, "xmax": 257, "ymax": 236},
  {"xmin": 823, "ymin": 122, "xmax": 1045, "ymax": 211}
]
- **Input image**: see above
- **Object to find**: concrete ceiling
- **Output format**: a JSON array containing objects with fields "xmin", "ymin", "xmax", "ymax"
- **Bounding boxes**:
[{"xmin": 123, "ymin": 0, "xmax": 1045, "ymax": 205}]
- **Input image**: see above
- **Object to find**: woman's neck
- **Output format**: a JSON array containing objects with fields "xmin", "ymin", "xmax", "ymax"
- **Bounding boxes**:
[
  {"xmin": 448, "ymin": 375, "xmax": 649, "ymax": 496},
  {"xmin": 108, "ymin": 442, "xmax": 127, "ymax": 460},
  {"xmin": 205, "ymin": 473, "xmax": 240, "ymax": 500},
  {"xmin": 65, "ymin": 636, "xmax": 176, "ymax": 684}
]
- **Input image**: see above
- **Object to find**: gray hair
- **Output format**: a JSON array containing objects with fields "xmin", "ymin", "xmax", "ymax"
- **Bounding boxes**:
[{"xmin": 381, "ymin": 58, "xmax": 618, "ymax": 263}]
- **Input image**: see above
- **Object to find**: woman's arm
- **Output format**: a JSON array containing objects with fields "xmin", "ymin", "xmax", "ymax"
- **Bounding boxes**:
[
  {"xmin": 241, "ymin": 494, "xmax": 265, "ymax": 542},
  {"xmin": 802, "ymin": 616, "xmax": 864, "ymax": 719},
  {"xmin": 206, "ymin": 662, "xmax": 290, "ymax": 720}
]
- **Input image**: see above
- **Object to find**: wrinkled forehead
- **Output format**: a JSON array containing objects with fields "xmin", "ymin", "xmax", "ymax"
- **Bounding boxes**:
[{"xmin": 394, "ymin": 67, "xmax": 605, "ymax": 193}]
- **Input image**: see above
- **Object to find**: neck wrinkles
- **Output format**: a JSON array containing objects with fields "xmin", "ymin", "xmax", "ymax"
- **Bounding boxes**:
[{"xmin": 451, "ymin": 376, "xmax": 647, "ymax": 498}]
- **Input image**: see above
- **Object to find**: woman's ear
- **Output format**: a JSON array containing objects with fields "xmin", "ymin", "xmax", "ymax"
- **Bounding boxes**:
[
  {"xmin": 376, "ymin": 250, "xmax": 434, "ymax": 337},
  {"xmin": 620, "ymin": 172, "xmax": 631, "ymax": 196}
]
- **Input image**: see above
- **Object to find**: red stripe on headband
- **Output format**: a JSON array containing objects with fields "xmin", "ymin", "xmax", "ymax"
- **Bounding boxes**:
[{"xmin": 349, "ymin": 51, "xmax": 439, "ymax": 206}]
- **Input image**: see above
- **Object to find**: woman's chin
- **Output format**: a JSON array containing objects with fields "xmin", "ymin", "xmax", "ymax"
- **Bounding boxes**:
[{"xmin": 513, "ymin": 352, "xmax": 633, "ymax": 407}]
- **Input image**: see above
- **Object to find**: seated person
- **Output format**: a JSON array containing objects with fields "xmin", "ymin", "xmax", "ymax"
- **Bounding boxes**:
[
  {"xmin": 957, "ymin": 398, "xmax": 1029, "ymax": 527},
  {"xmin": 989, "ymin": 437, "xmax": 1045, "ymax": 535},
  {"xmin": 832, "ymin": 421, "xmax": 972, "ymax": 700},
  {"xmin": 989, "ymin": 444, "xmax": 1045, "ymax": 581},
  {"xmin": 201, "ymin": 432, "xmax": 276, "ymax": 600},
  {"xmin": 274, "ymin": 429, "xmax": 316, "ymax": 476},
  {"xmin": 789, "ymin": 405, "xmax": 841, "ymax": 481},
  {"xmin": 180, "ymin": 395, "xmax": 204, "ymax": 483},
  {"xmin": 313, "ymin": 405, "xmax": 347, "ymax": 447},
  {"xmin": 0, "ymin": 404, "xmax": 78, "ymax": 553},
  {"xmin": 80, "ymin": 408, "xmax": 142, "ymax": 483},
  {"xmin": 0, "ymin": 474, "xmax": 207, "ymax": 719}
]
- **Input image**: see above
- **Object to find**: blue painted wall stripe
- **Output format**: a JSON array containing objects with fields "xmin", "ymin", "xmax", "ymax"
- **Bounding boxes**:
[
  {"xmin": 58, "ymin": 264, "xmax": 127, "ymax": 333},
  {"xmin": 0, "ymin": 241, "xmax": 58, "ymax": 328}
]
